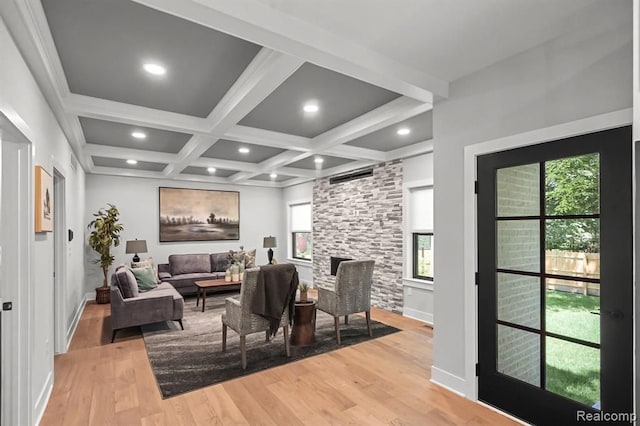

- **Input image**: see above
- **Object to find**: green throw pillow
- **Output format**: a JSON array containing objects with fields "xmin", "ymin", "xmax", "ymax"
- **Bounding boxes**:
[{"xmin": 131, "ymin": 266, "xmax": 158, "ymax": 292}]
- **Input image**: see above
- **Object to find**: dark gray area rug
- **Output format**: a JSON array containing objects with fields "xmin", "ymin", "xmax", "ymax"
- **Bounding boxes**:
[{"xmin": 141, "ymin": 292, "xmax": 399, "ymax": 398}]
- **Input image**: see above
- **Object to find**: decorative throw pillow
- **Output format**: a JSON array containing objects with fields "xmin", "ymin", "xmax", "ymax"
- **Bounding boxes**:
[
  {"xmin": 130, "ymin": 266, "xmax": 158, "ymax": 292},
  {"xmin": 132, "ymin": 256, "xmax": 159, "ymax": 283},
  {"xmin": 115, "ymin": 265, "xmax": 139, "ymax": 298}
]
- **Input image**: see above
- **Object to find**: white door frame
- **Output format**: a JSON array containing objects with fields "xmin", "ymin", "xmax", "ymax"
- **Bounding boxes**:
[
  {"xmin": 0, "ymin": 113, "xmax": 33, "ymax": 426},
  {"xmin": 53, "ymin": 166, "xmax": 66, "ymax": 354},
  {"xmin": 462, "ymin": 108, "xmax": 633, "ymax": 401}
]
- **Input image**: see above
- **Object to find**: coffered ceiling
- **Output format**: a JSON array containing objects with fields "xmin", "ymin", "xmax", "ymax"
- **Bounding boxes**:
[{"xmin": 2, "ymin": 0, "xmax": 612, "ymax": 187}]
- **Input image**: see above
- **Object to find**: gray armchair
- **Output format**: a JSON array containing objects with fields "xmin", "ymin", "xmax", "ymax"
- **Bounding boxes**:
[
  {"xmin": 222, "ymin": 267, "xmax": 291, "ymax": 369},
  {"xmin": 110, "ymin": 266, "xmax": 184, "ymax": 342},
  {"xmin": 316, "ymin": 260, "xmax": 375, "ymax": 344}
]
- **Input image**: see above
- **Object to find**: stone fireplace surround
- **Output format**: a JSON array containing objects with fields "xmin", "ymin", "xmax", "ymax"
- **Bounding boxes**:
[{"xmin": 312, "ymin": 160, "xmax": 404, "ymax": 313}]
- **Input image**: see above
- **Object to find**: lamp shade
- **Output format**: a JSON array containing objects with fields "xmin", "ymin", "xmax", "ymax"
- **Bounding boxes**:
[
  {"xmin": 263, "ymin": 236, "xmax": 276, "ymax": 248},
  {"xmin": 125, "ymin": 239, "xmax": 148, "ymax": 254}
]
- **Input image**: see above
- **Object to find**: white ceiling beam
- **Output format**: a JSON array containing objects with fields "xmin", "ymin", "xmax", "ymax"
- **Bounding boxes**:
[
  {"xmin": 190, "ymin": 157, "xmax": 261, "ymax": 173},
  {"xmin": 164, "ymin": 48, "xmax": 304, "ymax": 177},
  {"xmin": 277, "ymin": 167, "xmax": 318, "ymax": 179},
  {"xmin": 231, "ymin": 96, "xmax": 430, "ymax": 175},
  {"xmin": 312, "ymin": 97, "xmax": 431, "ymax": 152},
  {"xmin": 225, "ymin": 125, "xmax": 312, "ymax": 152},
  {"xmin": 133, "ymin": 0, "xmax": 448, "ymax": 101},
  {"xmin": 171, "ymin": 173, "xmax": 240, "ymax": 185},
  {"xmin": 228, "ymin": 150, "xmax": 306, "ymax": 182},
  {"xmin": 83, "ymin": 144, "xmax": 177, "ymax": 164},
  {"xmin": 64, "ymin": 93, "xmax": 210, "ymax": 134},
  {"xmin": 323, "ymin": 145, "xmax": 386, "ymax": 162},
  {"xmin": 385, "ymin": 140, "xmax": 434, "ymax": 162},
  {"xmin": 91, "ymin": 166, "xmax": 167, "ymax": 180}
]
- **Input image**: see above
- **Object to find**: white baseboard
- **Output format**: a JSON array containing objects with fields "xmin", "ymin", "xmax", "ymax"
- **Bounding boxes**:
[
  {"xmin": 65, "ymin": 295, "xmax": 89, "ymax": 352},
  {"xmin": 402, "ymin": 307, "xmax": 433, "ymax": 325},
  {"xmin": 85, "ymin": 291, "xmax": 96, "ymax": 301},
  {"xmin": 33, "ymin": 371, "xmax": 53, "ymax": 426},
  {"xmin": 431, "ymin": 366, "xmax": 466, "ymax": 397}
]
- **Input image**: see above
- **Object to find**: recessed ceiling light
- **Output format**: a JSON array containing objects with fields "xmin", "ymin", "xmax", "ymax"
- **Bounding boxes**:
[
  {"xmin": 270, "ymin": 172, "xmax": 278, "ymax": 178},
  {"xmin": 131, "ymin": 131, "xmax": 146, "ymax": 139},
  {"xmin": 143, "ymin": 63, "xmax": 166, "ymax": 76},
  {"xmin": 207, "ymin": 167, "xmax": 216, "ymax": 173},
  {"xmin": 397, "ymin": 128, "xmax": 411, "ymax": 136},
  {"xmin": 238, "ymin": 147, "xmax": 250, "ymax": 154},
  {"xmin": 126, "ymin": 159, "xmax": 138, "ymax": 165},
  {"xmin": 314, "ymin": 157, "xmax": 324, "ymax": 164},
  {"xmin": 303, "ymin": 103, "xmax": 319, "ymax": 113}
]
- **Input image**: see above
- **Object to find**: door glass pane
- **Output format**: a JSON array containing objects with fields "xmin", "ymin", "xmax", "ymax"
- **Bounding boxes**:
[
  {"xmin": 497, "ymin": 325, "xmax": 540, "ymax": 387},
  {"xmin": 497, "ymin": 163, "xmax": 540, "ymax": 216},
  {"xmin": 545, "ymin": 219, "xmax": 599, "ymax": 279},
  {"xmin": 497, "ymin": 273, "xmax": 540, "ymax": 329},
  {"xmin": 545, "ymin": 283, "xmax": 600, "ymax": 345},
  {"xmin": 497, "ymin": 220, "xmax": 540, "ymax": 272},
  {"xmin": 545, "ymin": 153, "xmax": 599, "ymax": 216},
  {"xmin": 546, "ymin": 337, "xmax": 600, "ymax": 407}
]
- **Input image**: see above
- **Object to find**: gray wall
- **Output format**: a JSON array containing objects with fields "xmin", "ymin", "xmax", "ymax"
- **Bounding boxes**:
[
  {"xmin": 313, "ymin": 161, "xmax": 404, "ymax": 313},
  {"xmin": 432, "ymin": 0, "xmax": 632, "ymax": 391},
  {"xmin": 84, "ymin": 175, "xmax": 283, "ymax": 294}
]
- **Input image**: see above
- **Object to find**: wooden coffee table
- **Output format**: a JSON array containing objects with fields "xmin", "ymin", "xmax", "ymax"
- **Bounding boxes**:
[{"xmin": 195, "ymin": 279, "xmax": 241, "ymax": 312}]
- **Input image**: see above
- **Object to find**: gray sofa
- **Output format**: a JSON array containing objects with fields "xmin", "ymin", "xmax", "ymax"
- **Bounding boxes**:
[
  {"xmin": 157, "ymin": 253, "xmax": 232, "ymax": 296},
  {"xmin": 110, "ymin": 265, "xmax": 184, "ymax": 342}
]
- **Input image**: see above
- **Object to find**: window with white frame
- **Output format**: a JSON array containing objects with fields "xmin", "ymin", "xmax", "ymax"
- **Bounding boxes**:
[
  {"xmin": 290, "ymin": 202, "xmax": 312, "ymax": 260},
  {"xmin": 409, "ymin": 187, "xmax": 433, "ymax": 280}
]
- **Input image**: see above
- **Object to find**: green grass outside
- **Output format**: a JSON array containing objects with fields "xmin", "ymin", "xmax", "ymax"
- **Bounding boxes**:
[{"xmin": 545, "ymin": 290, "xmax": 600, "ymax": 406}]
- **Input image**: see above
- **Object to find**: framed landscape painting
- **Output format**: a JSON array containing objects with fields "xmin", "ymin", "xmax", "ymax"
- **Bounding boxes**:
[
  {"xmin": 35, "ymin": 165, "xmax": 53, "ymax": 232},
  {"xmin": 159, "ymin": 187, "xmax": 239, "ymax": 242}
]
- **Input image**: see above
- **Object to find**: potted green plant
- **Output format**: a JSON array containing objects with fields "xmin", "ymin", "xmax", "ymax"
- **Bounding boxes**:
[
  {"xmin": 88, "ymin": 204, "xmax": 124, "ymax": 304},
  {"xmin": 298, "ymin": 282, "xmax": 309, "ymax": 302}
]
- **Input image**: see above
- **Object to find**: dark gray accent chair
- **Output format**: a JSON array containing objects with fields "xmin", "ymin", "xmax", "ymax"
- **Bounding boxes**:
[
  {"xmin": 316, "ymin": 260, "xmax": 375, "ymax": 344},
  {"xmin": 110, "ymin": 266, "xmax": 184, "ymax": 342}
]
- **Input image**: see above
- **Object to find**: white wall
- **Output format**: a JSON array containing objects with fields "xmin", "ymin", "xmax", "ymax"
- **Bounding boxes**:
[
  {"xmin": 402, "ymin": 153, "xmax": 434, "ymax": 323},
  {"xmin": 0, "ymin": 16, "xmax": 86, "ymax": 424},
  {"xmin": 84, "ymin": 175, "xmax": 283, "ymax": 292},
  {"xmin": 281, "ymin": 181, "xmax": 313, "ymax": 284},
  {"xmin": 432, "ymin": 0, "xmax": 632, "ymax": 395}
]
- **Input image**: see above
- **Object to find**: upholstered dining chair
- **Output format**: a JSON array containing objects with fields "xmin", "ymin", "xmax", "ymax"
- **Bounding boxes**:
[
  {"xmin": 316, "ymin": 260, "xmax": 375, "ymax": 344},
  {"xmin": 221, "ymin": 267, "xmax": 291, "ymax": 369}
]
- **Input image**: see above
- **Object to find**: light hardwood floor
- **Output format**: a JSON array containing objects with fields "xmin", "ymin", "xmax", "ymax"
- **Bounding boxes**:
[{"xmin": 40, "ymin": 296, "xmax": 516, "ymax": 425}]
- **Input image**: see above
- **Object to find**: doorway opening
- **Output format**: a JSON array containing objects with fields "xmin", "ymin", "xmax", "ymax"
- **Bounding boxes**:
[{"xmin": 53, "ymin": 168, "xmax": 66, "ymax": 354}]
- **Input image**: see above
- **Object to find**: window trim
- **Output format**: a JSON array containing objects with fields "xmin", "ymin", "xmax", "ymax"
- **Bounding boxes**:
[{"xmin": 413, "ymin": 232, "xmax": 434, "ymax": 281}]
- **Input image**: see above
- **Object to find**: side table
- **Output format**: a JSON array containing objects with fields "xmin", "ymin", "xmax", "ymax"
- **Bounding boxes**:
[{"xmin": 290, "ymin": 300, "xmax": 316, "ymax": 346}]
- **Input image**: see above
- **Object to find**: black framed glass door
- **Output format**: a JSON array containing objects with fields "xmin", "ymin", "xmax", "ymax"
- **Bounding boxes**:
[{"xmin": 477, "ymin": 126, "xmax": 633, "ymax": 425}]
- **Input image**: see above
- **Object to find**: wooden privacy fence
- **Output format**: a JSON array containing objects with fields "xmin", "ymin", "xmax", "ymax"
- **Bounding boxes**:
[{"xmin": 545, "ymin": 249, "xmax": 600, "ymax": 296}]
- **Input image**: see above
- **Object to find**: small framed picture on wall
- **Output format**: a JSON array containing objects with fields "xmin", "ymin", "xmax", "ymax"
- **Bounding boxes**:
[{"xmin": 35, "ymin": 165, "xmax": 53, "ymax": 232}]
